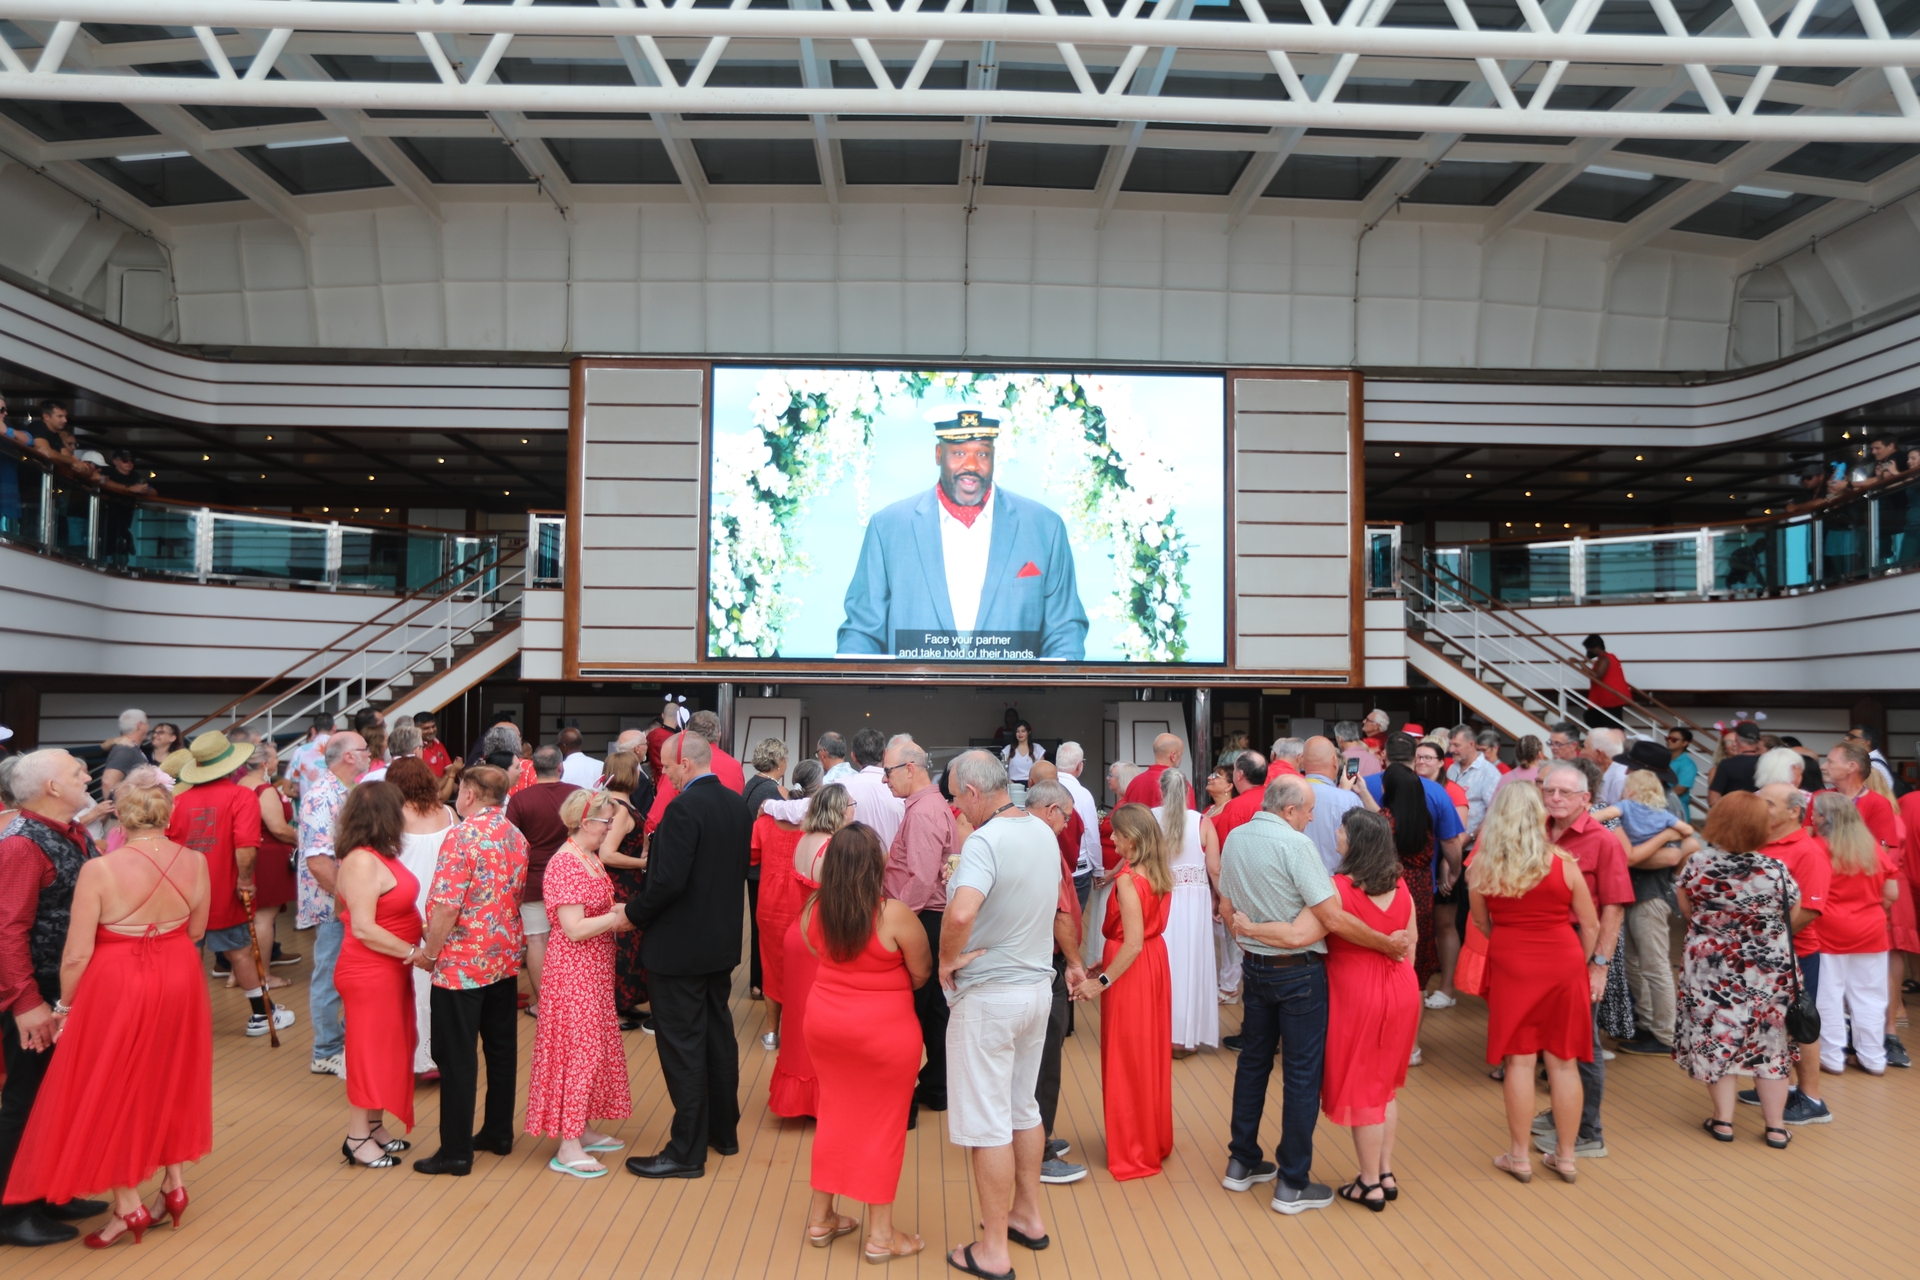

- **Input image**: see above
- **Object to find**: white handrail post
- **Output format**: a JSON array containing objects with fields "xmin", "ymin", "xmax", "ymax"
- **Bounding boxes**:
[
  {"xmin": 1695, "ymin": 527, "xmax": 1713, "ymax": 596},
  {"xmin": 1569, "ymin": 537, "xmax": 1585, "ymax": 603}
]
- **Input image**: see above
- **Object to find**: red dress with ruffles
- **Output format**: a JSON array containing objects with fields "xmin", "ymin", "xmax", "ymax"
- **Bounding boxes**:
[
  {"xmin": 752, "ymin": 816, "xmax": 805, "ymax": 1004},
  {"xmin": 767, "ymin": 864, "xmax": 821, "ymax": 1119}
]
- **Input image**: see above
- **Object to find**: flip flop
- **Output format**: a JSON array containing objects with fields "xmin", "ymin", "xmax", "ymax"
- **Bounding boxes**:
[
  {"xmin": 1006, "ymin": 1226, "xmax": 1049, "ymax": 1251},
  {"xmin": 548, "ymin": 1157, "xmax": 607, "ymax": 1179},
  {"xmin": 948, "ymin": 1244, "xmax": 1014, "ymax": 1280},
  {"xmin": 582, "ymin": 1139, "xmax": 625, "ymax": 1153}
]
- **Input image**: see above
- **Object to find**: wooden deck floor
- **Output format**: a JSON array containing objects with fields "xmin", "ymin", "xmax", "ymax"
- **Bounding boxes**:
[{"xmin": 18, "ymin": 935, "xmax": 1919, "ymax": 1280}]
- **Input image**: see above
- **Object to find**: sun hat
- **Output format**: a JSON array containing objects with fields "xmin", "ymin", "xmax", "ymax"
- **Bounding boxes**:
[{"xmin": 178, "ymin": 731, "xmax": 256, "ymax": 786}]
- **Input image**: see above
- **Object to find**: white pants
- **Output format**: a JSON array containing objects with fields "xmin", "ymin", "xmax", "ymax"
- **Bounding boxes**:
[
  {"xmin": 1214, "ymin": 917, "xmax": 1243, "ymax": 996},
  {"xmin": 1815, "ymin": 951, "xmax": 1889, "ymax": 1073}
]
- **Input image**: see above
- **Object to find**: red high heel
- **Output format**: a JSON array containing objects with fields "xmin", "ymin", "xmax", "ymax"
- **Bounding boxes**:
[
  {"xmin": 159, "ymin": 1186, "xmax": 188, "ymax": 1228},
  {"xmin": 83, "ymin": 1204, "xmax": 155, "ymax": 1248}
]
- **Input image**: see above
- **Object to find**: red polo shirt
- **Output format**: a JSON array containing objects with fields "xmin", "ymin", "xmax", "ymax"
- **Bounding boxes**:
[
  {"xmin": 1210, "ymin": 783, "xmax": 1269, "ymax": 850},
  {"xmin": 1054, "ymin": 813, "xmax": 1084, "ymax": 956},
  {"xmin": 1808, "ymin": 789, "xmax": 1900, "ymax": 849},
  {"xmin": 1760, "ymin": 825, "xmax": 1831, "ymax": 957},
  {"xmin": 168, "ymin": 776, "xmax": 263, "ymax": 932},
  {"xmin": 1550, "ymin": 811, "xmax": 1633, "ymax": 922},
  {"xmin": 1123, "ymin": 764, "xmax": 1199, "ymax": 811},
  {"xmin": 420, "ymin": 740, "xmax": 453, "ymax": 778}
]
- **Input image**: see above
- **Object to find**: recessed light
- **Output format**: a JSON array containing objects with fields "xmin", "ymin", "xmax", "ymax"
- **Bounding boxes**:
[
  {"xmin": 1505, "ymin": 522, "xmax": 1512, "ymax": 527},
  {"xmin": 201, "ymin": 454, "xmax": 210, "ymax": 461},
  {"xmin": 504, "ymin": 490, "xmax": 512, "ymax": 496},
  {"xmin": 1685, "ymin": 476, "xmax": 1692, "ymax": 481},
  {"xmin": 1524, "ymin": 490, "xmax": 1532, "ymax": 497},
  {"xmin": 1465, "ymin": 472, "xmax": 1473, "ymax": 478},
  {"xmin": 1627, "ymin": 492, "xmax": 1634, "ymax": 497},
  {"xmin": 520, "ymin": 439, "xmax": 529, "ymax": 444},
  {"xmin": 265, "ymin": 434, "xmax": 273, "ymax": 441},
  {"xmin": 323, "ymin": 506, "xmax": 330, "ymax": 512},
  {"xmin": 1634, "ymin": 454, "xmax": 1644, "ymax": 461},
  {"xmin": 437, "ymin": 457, "xmax": 445, "ymax": 463},
  {"xmin": 1393, "ymin": 451, "xmax": 1401, "ymax": 457}
]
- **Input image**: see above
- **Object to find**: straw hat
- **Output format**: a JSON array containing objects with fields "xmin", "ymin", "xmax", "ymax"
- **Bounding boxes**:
[
  {"xmin": 178, "ymin": 732, "xmax": 256, "ymax": 786},
  {"xmin": 158, "ymin": 749, "xmax": 193, "ymax": 779}
]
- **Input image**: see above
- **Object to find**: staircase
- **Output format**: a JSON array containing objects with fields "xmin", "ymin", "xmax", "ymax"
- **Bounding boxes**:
[
  {"xmin": 1397, "ymin": 553, "xmax": 1718, "ymax": 777},
  {"xmin": 185, "ymin": 546, "xmax": 529, "ymax": 741}
]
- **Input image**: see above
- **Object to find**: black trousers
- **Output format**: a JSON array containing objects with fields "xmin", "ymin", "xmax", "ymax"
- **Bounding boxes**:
[
  {"xmin": 651, "ymin": 970, "xmax": 740, "ymax": 1166},
  {"xmin": 1035, "ymin": 953, "xmax": 1072, "ymax": 1138},
  {"xmin": 0, "ymin": 1012, "xmax": 53, "ymax": 1224},
  {"xmin": 1583, "ymin": 705, "xmax": 1625, "ymax": 730},
  {"xmin": 429, "ymin": 977, "xmax": 518, "ymax": 1160},
  {"xmin": 914, "ymin": 909, "xmax": 949, "ymax": 1106},
  {"xmin": 745, "ymin": 876, "xmax": 764, "ymax": 992}
]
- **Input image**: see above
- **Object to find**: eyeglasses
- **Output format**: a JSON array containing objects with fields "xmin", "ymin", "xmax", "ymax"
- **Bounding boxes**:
[
  {"xmin": 882, "ymin": 762, "xmax": 914, "ymax": 777},
  {"xmin": 583, "ymin": 816, "xmax": 613, "ymax": 827}
]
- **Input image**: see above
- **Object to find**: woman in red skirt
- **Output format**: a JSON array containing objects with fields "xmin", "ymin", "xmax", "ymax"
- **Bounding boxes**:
[
  {"xmin": 1469, "ymin": 783, "xmax": 1598, "ymax": 1185},
  {"xmin": 3, "ymin": 769, "xmax": 213, "ymax": 1247},
  {"xmin": 332, "ymin": 783, "xmax": 424, "ymax": 1168}
]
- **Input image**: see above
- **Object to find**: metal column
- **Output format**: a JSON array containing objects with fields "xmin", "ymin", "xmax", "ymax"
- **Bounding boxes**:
[
  {"xmin": 715, "ymin": 682, "xmax": 736, "ymax": 755},
  {"xmin": 1190, "ymin": 687, "xmax": 1212, "ymax": 772}
]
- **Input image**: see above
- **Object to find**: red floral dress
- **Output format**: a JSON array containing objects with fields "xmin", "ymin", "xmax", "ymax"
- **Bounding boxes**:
[{"xmin": 524, "ymin": 845, "xmax": 632, "ymax": 1139}]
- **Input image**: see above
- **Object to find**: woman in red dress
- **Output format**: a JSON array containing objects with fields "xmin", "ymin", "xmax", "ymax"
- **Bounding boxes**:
[
  {"xmin": 1468, "ymin": 783, "xmax": 1599, "ymax": 1185},
  {"xmin": 768, "ymin": 783, "xmax": 854, "ymax": 1118},
  {"xmin": 754, "ymin": 760, "xmax": 820, "ymax": 1050},
  {"xmin": 3, "ymin": 769, "xmax": 212, "ymax": 1247},
  {"xmin": 799, "ymin": 824, "xmax": 931, "ymax": 1260},
  {"xmin": 599, "ymin": 750, "xmax": 653, "ymax": 1028},
  {"xmin": 526, "ymin": 791, "xmax": 635, "ymax": 1178},
  {"xmin": 1070, "ymin": 803, "xmax": 1173, "ymax": 1181},
  {"xmin": 332, "ymin": 782, "xmax": 425, "ymax": 1168},
  {"xmin": 237, "ymin": 736, "xmax": 300, "ymax": 984}
]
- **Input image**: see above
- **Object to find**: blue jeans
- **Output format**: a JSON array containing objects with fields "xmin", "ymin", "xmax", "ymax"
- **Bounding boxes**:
[
  {"xmin": 1228, "ymin": 955, "xmax": 1328, "ymax": 1189},
  {"xmin": 309, "ymin": 919, "xmax": 345, "ymax": 1059},
  {"xmin": 1577, "ymin": 1010, "xmax": 1604, "ymax": 1143}
]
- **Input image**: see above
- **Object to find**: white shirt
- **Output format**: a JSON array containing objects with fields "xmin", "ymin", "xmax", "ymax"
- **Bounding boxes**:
[
  {"xmin": 1447, "ymin": 755, "xmax": 1500, "ymax": 837},
  {"xmin": 764, "ymin": 764, "xmax": 906, "ymax": 851},
  {"xmin": 1001, "ymin": 741, "xmax": 1046, "ymax": 783},
  {"xmin": 937, "ymin": 487, "xmax": 995, "ymax": 632},
  {"xmin": 1058, "ymin": 770, "xmax": 1102, "ymax": 878},
  {"xmin": 1599, "ymin": 759, "xmax": 1628, "ymax": 807},
  {"xmin": 561, "ymin": 751, "xmax": 603, "ymax": 789}
]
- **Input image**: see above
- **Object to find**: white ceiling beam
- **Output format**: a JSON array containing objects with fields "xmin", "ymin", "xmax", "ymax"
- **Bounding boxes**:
[
  {"xmin": 797, "ymin": 0, "xmax": 842, "ymax": 225},
  {"xmin": 1093, "ymin": 0, "xmax": 1197, "ymax": 228},
  {"xmin": 601, "ymin": 0, "xmax": 708, "ymax": 222}
]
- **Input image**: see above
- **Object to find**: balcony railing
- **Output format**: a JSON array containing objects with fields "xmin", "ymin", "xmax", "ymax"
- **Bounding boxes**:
[
  {"xmin": 1366, "ymin": 471, "xmax": 1918, "ymax": 605},
  {"xmin": 0, "ymin": 438, "xmax": 559, "ymax": 594}
]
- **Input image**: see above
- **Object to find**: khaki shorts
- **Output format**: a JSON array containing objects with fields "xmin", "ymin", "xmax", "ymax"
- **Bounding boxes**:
[
  {"xmin": 945, "ymin": 981, "xmax": 1051, "ymax": 1147},
  {"xmin": 519, "ymin": 900, "xmax": 550, "ymax": 937}
]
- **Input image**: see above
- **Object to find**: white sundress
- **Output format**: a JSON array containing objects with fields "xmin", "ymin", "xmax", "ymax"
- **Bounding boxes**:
[{"xmin": 1165, "ymin": 810, "xmax": 1220, "ymax": 1049}]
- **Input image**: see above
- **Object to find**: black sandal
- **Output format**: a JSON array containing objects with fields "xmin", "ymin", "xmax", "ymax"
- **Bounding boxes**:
[
  {"xmin": 1337, "ymin": 1179, "xmax": 1386, "ymax": 1212},
  {"xmin": 1377, "ymin": 1170, "xmax": 1398, "ymax": 1201},
  {"xmin": 1702, "ymin": 1118, "xmax": 1734, "ymax": 1143},
  {"xmin": 1764, "ymin": 1127, "xmax": 1791, "ymax": 1149}
]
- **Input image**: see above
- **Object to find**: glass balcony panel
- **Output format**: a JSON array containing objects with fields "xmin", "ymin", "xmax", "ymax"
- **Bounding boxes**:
[
  {"xmin": 1819, "ymin": 506, "xmax": 1868, "ymax": 582},
  {"xmin": 1711, "ymin": 528, "xmax": 1772, "ymax": 593},
  {"xmin": 211, "ymin": 517, "xmax": 330, "ymax": 582},
  {"xmin": 118, "ymin": 503, "xmax": 197, "ymax": 574},
  {"xmin": 533, "ymin": 518, "xmax": 565, "ymax": 586},
  {"xmin": 404, "ymin": 533, "xmax": 448, "ymax": 592},
  {"xmin": 1584, "ymin": 537, "xmax": 1696, "ymax": 598},
  {"xmin": 1489, "ymin": 544, "xmax": 1571, "ymax": 601},
  {"xmin": 2, "ymin": 457, "xmax": 49, "ymax": 547},
  {"xmin": 338, "ymin": 529, "xmax": 411, "ymax": 592}
]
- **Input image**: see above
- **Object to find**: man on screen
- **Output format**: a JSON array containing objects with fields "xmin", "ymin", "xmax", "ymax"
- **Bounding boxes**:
[{"xmin": 838, "ymin": 408, "xmax": 1088, "ymax": 660}]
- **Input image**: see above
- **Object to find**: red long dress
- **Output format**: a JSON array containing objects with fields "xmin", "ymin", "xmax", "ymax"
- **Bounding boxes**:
[
  {"xmin": 2, "ymin": 858, "xmax": 212, "ymax": 1205},
  {"xmin": 248, "ymin": 781, "xmax": 297, "ymax": 910},
  {"xmin": 1099, "ymin": 868, "xmax": 1173, "ymax": 1181},
  {"xmin": 804, "ymin": 910, "xmax": 919, "ymax": 1204},
  {"xmin": 1483, "ymin": 865, "xmax": 1592, "ymax": 1064},
  {"xmin": 335, "ymin": 850, "xmax": 422, "ymax": 1129},
  {"xmin": 1321, "ymin": 876, "xmax": 1420, "ymax": 1126},
  {"xmin": 752, "ymin": 816, "xmax": 805, "ymax": 1004},
  {"xmin": 768, "ymin": 864, "xmax": 822, "ymax": 1118},
  {"xmin": 525, "ymin": 847, "xmax": 633, "ymax": 1138}
]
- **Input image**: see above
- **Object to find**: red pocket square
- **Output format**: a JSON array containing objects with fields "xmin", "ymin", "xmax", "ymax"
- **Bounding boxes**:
[{"xmin": 1017, "ymin": 561, "xmax": 1042, "ymax": 578}]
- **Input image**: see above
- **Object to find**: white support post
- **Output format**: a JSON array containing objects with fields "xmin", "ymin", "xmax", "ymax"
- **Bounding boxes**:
[{"xmin": 1569, "ymin": 538, "xmax": 1586, "ymax": 604}]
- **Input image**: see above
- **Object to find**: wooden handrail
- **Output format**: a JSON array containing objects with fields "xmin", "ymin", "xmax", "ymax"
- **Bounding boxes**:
[{"xmin": 182, "ymin": 548, "xmax": 515, "ymax": 737}]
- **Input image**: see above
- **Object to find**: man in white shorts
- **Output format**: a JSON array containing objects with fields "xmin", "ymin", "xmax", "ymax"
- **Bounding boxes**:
[{"xmin": 940, "ymin": 750, "xmax": 1061, "ymax": 1280}]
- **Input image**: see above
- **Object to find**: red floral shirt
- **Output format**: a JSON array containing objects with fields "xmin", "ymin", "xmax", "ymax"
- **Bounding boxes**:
[{"xmin": 427, "ymin": 805, "xmax": 529, "ymax": 991}]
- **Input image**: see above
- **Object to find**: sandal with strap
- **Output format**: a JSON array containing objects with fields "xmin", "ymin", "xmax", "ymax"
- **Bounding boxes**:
[
  {"xmin": 1543, "ymin": 1153, "xmax": 1578, "ymax": 1183},
  {"xmin": 1337, "ymin": 1179, "xmax": 1386, "ymax": 1212},
  {"xmin": 1702, "ymin": 1118, "xmax": 1735, "ymax": 1143},
  {"xmin": 1492, "ymin": 1152, "xmax": 1532, "ymax": 1184},
  {"xmin": 808, "ymin": 1214, "xmax": 860, "ymax": 1248},
  {"xmin": 1764, "ymin": 1126, "xmax": 1792, "ymax": 1149},
  {"xmin": 864, "ymin": 1232, "xmax": 926, "ymax": 1264},
  {"xmin": 1377, "ymin": 1170, "xmax": 1398, "ymax": 1202}
]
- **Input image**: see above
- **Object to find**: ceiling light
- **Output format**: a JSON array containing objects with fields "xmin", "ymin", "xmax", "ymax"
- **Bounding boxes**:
[
  {"xmin": 1524, "ymin": 490, "xmax": 1532, "ymax": 496},
  {"xmin": 520, "ymin": 439, "xmax": 529, "ymax": 444},
  {"xmin": 1586, "ymin": 164, "xmax": 1655, "ymax": 182},
  {"xmin": 1841, "ymin": 431, "xmax": 1851, "ymax": 439},
  {"xmin": 1627, "ymin": 492, "xmax": 1634, "ymax": 497},
  {"xmin": 1564, "ymin": 523, "xmax": 1571, "ymax": 528},
  {"xmin": 322, "ymin": 506, "xmax": 329, "ymax": 512},
  {"xmin": 1733, "ymin": 184, "xmax": 1794, "ymax": 199},
  {"xmin": 1465, "ymin": 472, "xmax": 1473, "ymax": 478},
  {"xmin": 1393, "ymin": 451, "xmax": 1401, "ymax": 457},
  {"xmin": 504, "ymin": 490, "xmax": 511, "ymax": 496},
  {"xmin": 437, "ymin": 457, "xmax": 445, "ymax": 463},
  {"xmin": 265, "ymin": 434, "xmax": 273, "ymax": 441},
  {"xmin": 1505, "ymin": 521, "xmax": 1512, "ymax": 527},
  {"xmin": 1534, "ymin": 522, "xmax": 1541, "ymax": 528},
  {"xmin": 1634, "ymin": 454, "xmax": 1644, "ymax": 461},
  {"xmin": 260, "ymin": 473, "xmax": 266, "ymax": 479},
  {"xmin": 265, "ymin": 135, "xmax": 350, "ymax": 150},
  {"xmin": 1765, "ymin": 508, "xmax": 1773, "ymax": 514},
  {"xmin": 115, "ymin": 150, "xmax": 188, "ymax": 163},
  {"xmin": 1685, "ymin": 475, "xmax": 1693, "ymax": 481},
  {"xmin": 368, "ymin": 474, "xmax": 375, "ymax": 480},
  {"xmin": 201, "ymin": 454, "xmax": 210, "ymax": 461}
]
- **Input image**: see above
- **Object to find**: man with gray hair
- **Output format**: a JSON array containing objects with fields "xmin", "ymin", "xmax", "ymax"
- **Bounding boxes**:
[
  {"xmin": 1218, "ymin": 774, "xmax": 1411, "ymax": 1213},
  {"xmin": 1446, "ymin": 724, "xmax": 1499, "ymax": 842},
  {"xmin": 1335, "ymin": 720, "xmax": 1381, "ymax": 778},
  {"xmin": 361, "ymin": 718, "xmax": 422, "ymax": 785},
  {"xmin": 1051, "ymin": 742, "xmax": 1100, "ymax": 906},
  {"xmin": 816, "ymin": 731, "xmax": 854, "ymax": 783},
  {"xmin": 100, "ymin": 708, "xmax": 149, "ymax": 795},
  {"xmin": 883, "ymin": 733, "xmax": 955, "ymax": 1117},
  {"xmin": 940, "ymin": 750, "xmax": 1064, "ymax": 1275},
  {"xmin": 1587, "ymin": 726, "xmax": 1626, "ymax": 806},
  {"xmin": 644, "ymin": 710, "xmax": 745, "ymax": 833},
  {"xmin": 1269, "ymin": 737, "xmax": 1305, "ymax": 778},
  {"xmin": 1547, "ymin": 720, "xmax": 1585, "ymax": 763},
  {"xmin": 504, "ymin": 744, "xmax": 580, "ymax": 1015},
  {"xmin": 0, "ymin": 750, "xmax": 110, "ymax": 1245},
  {"xmin": 1021, "ymin": 777, "xmax": 1090, "ymax": 1186},
  {"xmin": 299, "ymin": 730, "xmax": 367, "ymax": 1079}
]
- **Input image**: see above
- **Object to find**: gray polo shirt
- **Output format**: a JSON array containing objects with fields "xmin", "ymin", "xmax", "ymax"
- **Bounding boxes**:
[
  {"xmin": 1217, "ymin": 812, "xmax": 1337, "ymax": 957},
  {"xmin": 945, "ymin": 811, "xmax": 1059, "ymax": 996}
]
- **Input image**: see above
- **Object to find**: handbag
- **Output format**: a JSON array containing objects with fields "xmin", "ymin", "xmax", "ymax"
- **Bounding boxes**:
[
  {"xmin": 1778, "ymin": 873, "xmax": 1821, "ymax": 1045},
  {"xmin": 1453, "ymin": 914, "xmax": 1491, "ymax": 999}
]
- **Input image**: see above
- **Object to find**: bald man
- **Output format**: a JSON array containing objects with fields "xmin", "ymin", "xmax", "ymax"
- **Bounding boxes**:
[
  {"xmin": 1297, "ymin": 737, "xmax": 1366, "ymax": 874},
  {"xmin": 1123, "ymin": 733, "xmax": 1198, "ymax": 810}
]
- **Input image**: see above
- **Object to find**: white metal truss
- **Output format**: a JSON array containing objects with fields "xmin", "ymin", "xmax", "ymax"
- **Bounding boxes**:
[{"xmin": 4, "ymin": 0, "xmax": 1920, "ymax": 261}]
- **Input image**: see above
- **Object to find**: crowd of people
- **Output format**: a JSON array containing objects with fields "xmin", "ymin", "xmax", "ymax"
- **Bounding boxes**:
[{"xmin": 0, "ymin": 695, "xmax": 1911, "ymax": 1268}]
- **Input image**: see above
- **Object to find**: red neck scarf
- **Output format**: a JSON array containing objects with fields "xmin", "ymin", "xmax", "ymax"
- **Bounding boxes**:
[{"xmin": 936, "ymin": 482, "xmax": 992, "ymax": 529}]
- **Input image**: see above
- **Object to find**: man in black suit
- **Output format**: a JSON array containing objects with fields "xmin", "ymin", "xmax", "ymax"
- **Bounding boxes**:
[{"xmin": 624, "ymin": 730, "xmax": 750, "ymax": 1179}]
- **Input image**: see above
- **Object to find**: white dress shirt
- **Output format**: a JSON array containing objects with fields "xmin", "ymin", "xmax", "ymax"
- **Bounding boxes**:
[
  {"xmin": 763, "ymin": 764, "xmax": 906, "ymax": 851},
  {"xmin": 1599, "ymin": 759, "xmax": 1628, "ymax": 807},
  {"xmin": 561, "ymin": 751, "xmax": 603, "ymax": 789},
  {"xmin": 937, "ymin": 488, "xmax": 995, "ymax": 632},
  {"xmin": 1058, "ymin": 770, "xmax": 1102, "ymax": 878}
]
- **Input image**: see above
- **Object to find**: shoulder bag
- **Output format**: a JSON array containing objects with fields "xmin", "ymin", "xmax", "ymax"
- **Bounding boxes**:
[{"xmin": 1777, "ymin": 873, "xmax": 1821, "ymax": 1045}]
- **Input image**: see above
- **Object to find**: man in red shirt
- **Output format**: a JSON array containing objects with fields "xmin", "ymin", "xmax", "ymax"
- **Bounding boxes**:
[
  {"xmin": 1581, "ymin": 633, "xmax": 1631, "ymax": 730},
  {"xmin": 1538, "ymin": 761, "xmax": 1633, "ymax": 1160},
  {"xmin": 1209, "ymin": 752, "xmax": 1271, "ymax": 852},
  {"xmin": 1755, "ymin": 782, "xmax": 1832, "ymax": 1123},
  {"xmin": 169, "ymin": 732, "xmax": 291, "ymax": 1040},
  {"xmin": 415, "ymin": 712, "xmax": 454, "ymax": 778},
  {"xmin": 1022, "ymin": 778, "xmax": 1089, "ymax": 1185},
  {"xmin": 1813, "ymin": 742, "xmax": 1899, "ymax": 852},
  {"xmin": 1123, "ymin": 733, "xmax": 1198, "ymax": 810},
  {"xmin": 1267, "ymin": 738, "xmax": 1303, "ymax": 779},
  {"xmin": 645, "ymin": 711, "xmax": 745, "ymax": 833},
  {"xmin": 0, "ymin": 750, "xmax": 109, "ymax": 1245}
]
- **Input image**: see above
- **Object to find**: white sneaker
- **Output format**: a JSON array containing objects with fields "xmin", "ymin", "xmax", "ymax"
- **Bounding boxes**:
[
  {"xmin": 1408, "ymin": 1046, "xmax": 1423, "ymax": 1067},
  {"xmin": 1423, "ymin": 990, "xmax": 1457, "ymax": 1010},
  {"xmin": 761, "ymin": 1031, "xmax": 779, "ymax": 1051},
  {"xmin": 310, "ymin": 1052, "xmax": 346, "ymax": 1078},
  {"xmin": 247, "ymin": 1007, "xmax": 296, "ymax": 1037}
]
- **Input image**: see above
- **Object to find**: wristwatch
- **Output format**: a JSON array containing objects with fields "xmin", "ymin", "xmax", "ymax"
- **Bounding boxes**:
[
  {"xmin": 1096, "ymin": 972, "xmax": 1112, "ymax": 988},
  {"xmin": 1589, "ymin": 954, "xmax": 1610, "ymax": 967}
]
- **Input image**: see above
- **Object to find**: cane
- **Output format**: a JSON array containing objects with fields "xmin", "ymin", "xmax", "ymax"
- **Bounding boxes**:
[{"xmin": 239, "ymin": 888, "xmax": 280, "ymax": 1048}]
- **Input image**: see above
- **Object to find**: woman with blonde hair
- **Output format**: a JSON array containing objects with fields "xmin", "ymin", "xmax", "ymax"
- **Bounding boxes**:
[
  {"xmin": 769, "ymin": 782, "xmax": 855, "ymax": 1118},
  {"xmin": 525, "ymin": 789, "xmax": 634, "ymax": 1177},
  {"xmin": 1469, "ymin": 781, "xmax": 1598, "ymax": 1184},
  {"xmin": 1161, "ymin": 767, "xmax": 1217, "ymax": 1055},
  {"xmin": 1071, "ymin": 803, "xmax": 1173, "ymax": 1179},
  {"xmin": 1, "ymin": 769, "xmax": 211, "ymax": 1245},
  {"xmin": 1810, "ymin": 793, "xmax": 1899, "ymax": 1076}
]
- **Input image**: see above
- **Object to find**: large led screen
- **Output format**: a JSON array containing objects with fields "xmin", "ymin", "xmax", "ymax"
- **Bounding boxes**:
[{"xmin": 707, "ymin": 367, "xmax": 1225, "ymax": 664}]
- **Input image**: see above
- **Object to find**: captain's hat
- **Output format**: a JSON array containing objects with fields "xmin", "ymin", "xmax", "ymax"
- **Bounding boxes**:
[{"xmin": 926, "ymin": 405, "xmax": 1001, "ymax": 442}]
